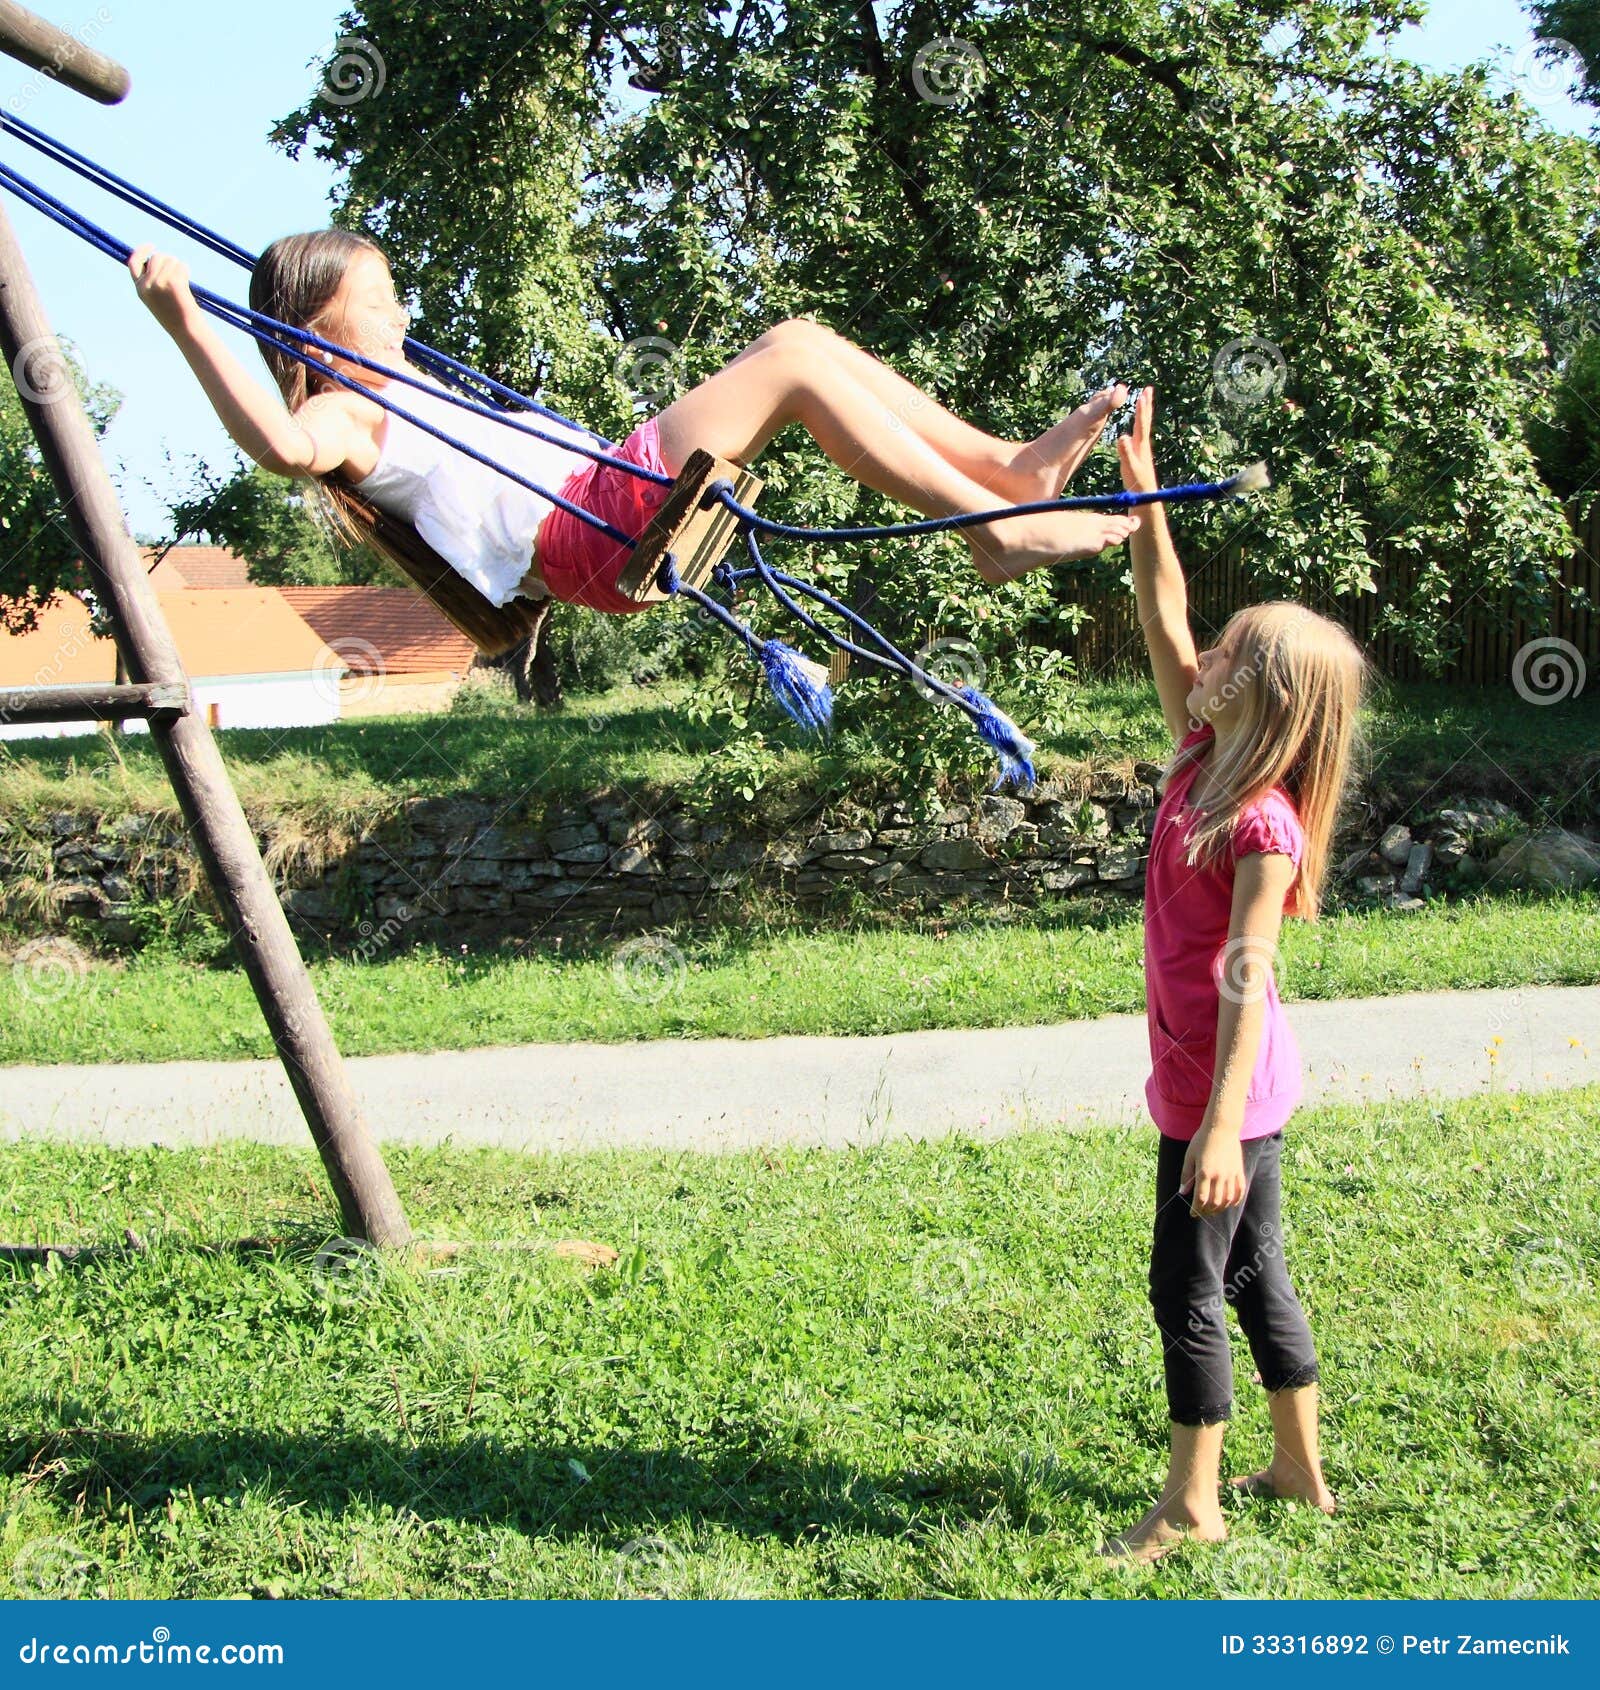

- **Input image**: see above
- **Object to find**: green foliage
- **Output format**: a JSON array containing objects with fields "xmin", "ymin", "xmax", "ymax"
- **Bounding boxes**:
[
  {"xmin": 265, "ymin": 1, "xmax": 1599, "ymax": 782},
  {"xmin": 1530, "ymin": 334, "xmax": 1600, "ymax": 505},
  {"xmin": 0, "ymin": 339, "xmax": 121, "ymax": 634},
  {"xmin": 1529, "ymin": 0, "xmax": 1600, "ymax": 108}
]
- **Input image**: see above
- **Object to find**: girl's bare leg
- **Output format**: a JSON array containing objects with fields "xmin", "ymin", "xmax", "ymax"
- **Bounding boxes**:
[
  {"xmin": 1230, "ymin": 1384, "xmax": 1336, "ymax": 1511},
  {"xmin": 654, "ymin": 336, "xmax": 1138, "ymax": 585},
  {"xmin": 1101, "ymin": 1420, "xmax": 1229, "ymax": 1563},
  {"xmin": 724, "ymin": 320, "xmax": 1126, "ymax": 505}
]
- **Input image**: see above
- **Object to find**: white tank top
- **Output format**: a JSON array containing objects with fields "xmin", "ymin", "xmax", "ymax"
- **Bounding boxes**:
[{"xmin": 348, "ymin": 374, "xmax": 598, "ymax": 607}]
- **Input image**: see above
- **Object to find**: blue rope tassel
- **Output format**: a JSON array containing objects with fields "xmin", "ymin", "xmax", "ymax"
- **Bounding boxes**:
[
  {"xmin": 959, "ymin": 686, "xmax": 1037, "ymax": 793},
  {"xmin": 760, "ymin": 641, "xmax": 834, "ymax": 738}
]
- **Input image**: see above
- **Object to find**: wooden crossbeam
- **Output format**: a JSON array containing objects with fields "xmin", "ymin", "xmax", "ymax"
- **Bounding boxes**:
[
  {"xmin": 616, "ymin": 447, "xmax": 763, "ymax": 605},
  {"xmin": 0, "ymin": 1, "xmax": 131, "ymax": 104},
  {"xmin": 0, "ymin": 681, "xmax": 189, "ymax": 725}
]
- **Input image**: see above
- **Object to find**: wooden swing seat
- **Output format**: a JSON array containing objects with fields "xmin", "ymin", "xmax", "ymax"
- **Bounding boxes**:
[{"xmin": 616, "ymin": 446, "xmax": 763, "ymax": 604}]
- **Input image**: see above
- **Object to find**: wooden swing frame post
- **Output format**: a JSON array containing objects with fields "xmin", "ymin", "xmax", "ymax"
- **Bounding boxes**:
[{"xmin": 0, "ymin": 3, "xmax": 410, "ymax": 1251}]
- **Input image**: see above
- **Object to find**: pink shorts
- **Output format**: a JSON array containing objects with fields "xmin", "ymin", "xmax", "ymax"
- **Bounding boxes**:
[{"xmin": 535, "ymin": 417, "xmax": 674, "ymax": 616}]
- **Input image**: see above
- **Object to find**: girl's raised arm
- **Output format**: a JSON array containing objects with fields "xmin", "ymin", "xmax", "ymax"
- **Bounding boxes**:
[
  {"xmin": 127, "ymin": 244, "xmax": 359, "ymax": 480},
  {"xmin": 1117, "ymin": 387, "xmax": 1199, "ymax": 744}
]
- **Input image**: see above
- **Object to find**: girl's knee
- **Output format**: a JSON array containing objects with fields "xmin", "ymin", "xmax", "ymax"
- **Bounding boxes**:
[{"xmin": 749, "ymin": 317, "xmax": 833, "ymax": 356}]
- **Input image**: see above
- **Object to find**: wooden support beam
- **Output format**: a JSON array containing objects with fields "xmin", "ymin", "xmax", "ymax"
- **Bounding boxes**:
[
  {"xmin": 0, "ymin": 199, "xmax": 411, "ymax": 1250},
  {"xmin": 0, "ymin": 1, "xmax": 130, "ymax": 104},
  {"xmin": 0, "ymin": 680, "xmax": 189, "ymax": 725},
  {"xmin": 616, "ymin": 447, "xmax": 762, "ymax": 605}
]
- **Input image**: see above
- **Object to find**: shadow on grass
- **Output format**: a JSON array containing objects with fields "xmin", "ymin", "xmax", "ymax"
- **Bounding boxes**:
[{"xmin": 0, "ymin": 1411, "xmax": 1142, "ymax": 1554}]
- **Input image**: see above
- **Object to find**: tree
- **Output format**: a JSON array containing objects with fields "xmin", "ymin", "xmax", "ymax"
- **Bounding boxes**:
[
  {"xmin": 165, "ymin": 454, "xmax": 398, "ymax": 586},
  {"xmin": 1528, "ymin": 0, "xmax": 1600, "ymax": 109},
  {"xmin": 0, "ymin": 337, "xmax": 120, "ymax": 635},
  {"xmin": 268, "ymin": 1, "xmax": 1600, "ymax": 772}
]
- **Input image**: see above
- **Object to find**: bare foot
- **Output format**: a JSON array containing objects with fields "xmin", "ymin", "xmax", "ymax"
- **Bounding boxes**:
[
  {"xmin": 968, "ymin": 508, "xmax": 1141, "ymax": 584},
  {"xmin": 1100, "ymin": 1497, "xmax": 1228, "ymax": 1564},
  {"xmin": 1230, "ymin": 1467, "xmax": 1337, "ymax": 1514},
  {"xmin": 1005, "ymin": 383, "xmax": 1130, "ymax": 504}
]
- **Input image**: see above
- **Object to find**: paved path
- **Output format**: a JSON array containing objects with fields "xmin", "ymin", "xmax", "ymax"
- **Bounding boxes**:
[{"xmin": 2, "ymin": 985, "xmax": 1594, "ymax": 1155}]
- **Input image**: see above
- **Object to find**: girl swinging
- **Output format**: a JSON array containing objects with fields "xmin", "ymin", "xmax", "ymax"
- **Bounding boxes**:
[{"xmin": 129, "ymin": 228, "xmax": 1141, "ymax": 621}]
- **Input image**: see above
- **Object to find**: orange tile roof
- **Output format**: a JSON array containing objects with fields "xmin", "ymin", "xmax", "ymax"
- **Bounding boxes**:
[
  {"xmin": 158, "ymin": 589, "xmax": 344, "ymax": 677},
  {"xmin": 276, "ymin": 587, "xmax": 478, "ymax": 675},
  {"xmin": 0, "ymin": 594, "xmax": 113, "ymax": 687},
  {"xmin": 0, "ymin": 590, "xmax": 343, "ymax": 686},
  {"xmin": 140, "ymin": 544, "xmax": 253, "ymax": 590}
]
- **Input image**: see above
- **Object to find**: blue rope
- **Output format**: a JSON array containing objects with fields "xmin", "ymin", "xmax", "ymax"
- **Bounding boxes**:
[
  {"xmin": 0, "ymin": 157, "xmax": 649, "ymax": 545},
  {"xmin": 0, "ymin": 107, "xmax": 615, "ymax": 445}
]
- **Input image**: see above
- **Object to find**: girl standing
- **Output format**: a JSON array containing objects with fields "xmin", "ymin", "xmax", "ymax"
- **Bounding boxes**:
[{"xmin": 1106, "ymin": 387, "xmax": 1372, "ymax": 1560}]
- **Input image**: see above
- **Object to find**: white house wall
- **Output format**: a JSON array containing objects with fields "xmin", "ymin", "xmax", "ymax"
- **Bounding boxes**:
[{"xmin": 0, "ymin": 673, "xmax": 343, "ymax": 740}]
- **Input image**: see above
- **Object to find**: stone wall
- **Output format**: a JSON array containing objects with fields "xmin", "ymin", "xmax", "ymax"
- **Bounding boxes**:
[{"xmin": 4, "ymin": 771, "xmax": 1596, "ymax": 955}]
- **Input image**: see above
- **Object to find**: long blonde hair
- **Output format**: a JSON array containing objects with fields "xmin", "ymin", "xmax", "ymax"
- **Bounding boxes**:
[
  {"xmin": 1161, "ymin": 601, "xmax": 1373, "ymax": 921},
  {"xmin": 248, "ymin": 229, "xmax": 548, "ymax": 657}
]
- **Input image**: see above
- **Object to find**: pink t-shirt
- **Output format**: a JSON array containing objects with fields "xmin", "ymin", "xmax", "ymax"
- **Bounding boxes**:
[{"xmin": 1143, "ymin": 721, "xmax": 1306, "ymax": 1141}]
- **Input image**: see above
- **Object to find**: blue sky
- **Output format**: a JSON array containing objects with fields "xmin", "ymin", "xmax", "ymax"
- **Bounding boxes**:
[{"xmin": 0, "ymin": 0, "xmax": 1591, "ymax": 540}]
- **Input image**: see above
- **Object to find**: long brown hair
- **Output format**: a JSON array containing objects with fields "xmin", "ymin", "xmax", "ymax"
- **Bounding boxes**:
[
  {"xmin": 1161, "ymin": 600, "xmax": 1373, "ymax": 921},
  {"xmin": 248, "ymin": 229, "xmax": 547, "ymax": 657}
]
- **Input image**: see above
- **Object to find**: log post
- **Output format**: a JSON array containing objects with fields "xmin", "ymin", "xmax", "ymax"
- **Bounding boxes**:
[{"xmin": 0, "ymin": 199, "xmax": 411, "ymax": 1249}]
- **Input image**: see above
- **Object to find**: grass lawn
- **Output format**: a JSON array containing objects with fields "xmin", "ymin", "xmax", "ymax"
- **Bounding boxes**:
[
  {"xmin": 1, "ymin": 887, "xmax": 1596, "ymax": 1064},
  {"xmin": 2, "ymin": 1085, "xmax": 1595, "ymax": 1599},
  {"xmin": 3, "ymin": 673, "xmax": 1597, "ymax": 834}
]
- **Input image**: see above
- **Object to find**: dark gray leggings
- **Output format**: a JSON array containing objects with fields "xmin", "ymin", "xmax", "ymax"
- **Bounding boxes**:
[{"xmin": 1148, "ymin": 1130, "xmax": 1320, "ymax": 1426}]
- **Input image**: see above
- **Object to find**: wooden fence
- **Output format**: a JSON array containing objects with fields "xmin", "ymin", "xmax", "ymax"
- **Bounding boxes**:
[{"xmin": 1064, "ymin": 501, "xmax": 1599, "ymax": 687}]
